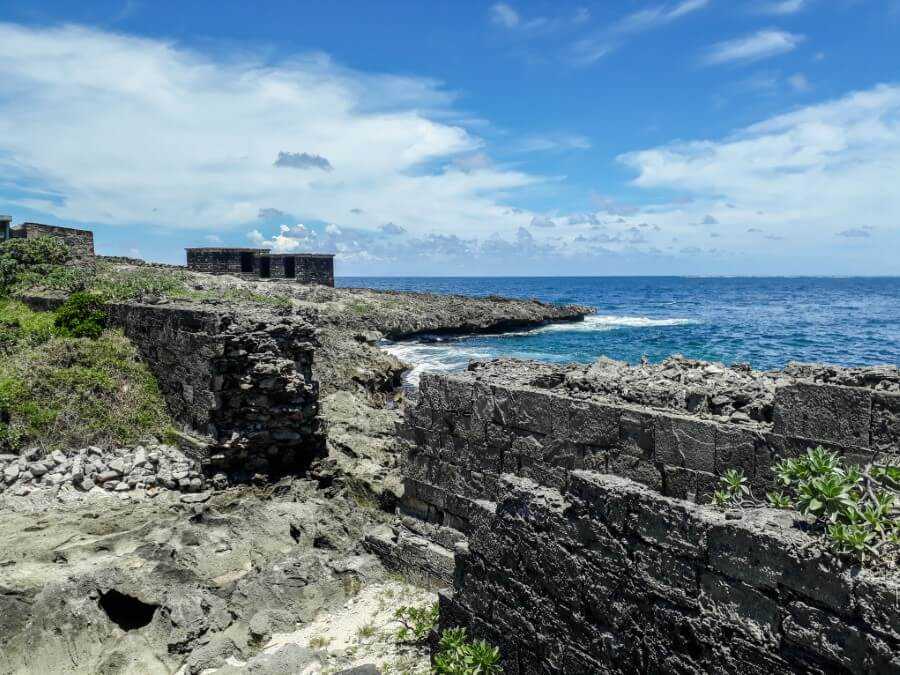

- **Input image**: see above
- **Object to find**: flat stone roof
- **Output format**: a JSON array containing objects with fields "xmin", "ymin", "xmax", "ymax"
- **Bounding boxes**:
[{"xmin": 185, "ymin": 247, "xmax": 270, "ymax": 253}]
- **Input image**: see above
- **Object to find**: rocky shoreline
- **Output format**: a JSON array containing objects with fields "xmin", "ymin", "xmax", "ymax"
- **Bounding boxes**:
[{"xmin": 0, "ymin": 269, "xmax": 592, "ymax": 674}]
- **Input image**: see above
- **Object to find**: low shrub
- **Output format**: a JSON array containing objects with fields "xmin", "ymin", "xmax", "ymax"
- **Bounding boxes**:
[
  {"xmin": 433, "ymin": 628, "xmax": 502, "ymax": 675},
  {"xmin": 713, "ymin": 447, "xmax": 899, "ymax": 566},
  {"xmin": 0, "ymin": 236, "xmax": 70, "ymax": 295},
  {"xmin": 0, "ymin": 299, "xmax": 56, "ymax": 354},
  {"xmin": 770, "ymin": 447, "xmax": 898, "ymax": 564},
  {"xmin": 394, "ymin": 603, "xmax": 439, "ymax": 644},
  {"xmin": 0, "ymin": 329, "xmax": 173, "ymax": 451},
  {"xmin": 53, "ymin": 292, "xmax": 107, "ymax": 338}
]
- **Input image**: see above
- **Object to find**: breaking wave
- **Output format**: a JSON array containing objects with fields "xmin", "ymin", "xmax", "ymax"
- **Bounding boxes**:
[{"xmin": 382, "ymin": 313, "xmax": 697, "ymax": 387}]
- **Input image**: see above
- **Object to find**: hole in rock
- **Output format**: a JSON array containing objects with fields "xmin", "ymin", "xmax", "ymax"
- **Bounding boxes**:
[{"xmin": 99, "ymin": 590, "xmax": 158, "ymax": 630}]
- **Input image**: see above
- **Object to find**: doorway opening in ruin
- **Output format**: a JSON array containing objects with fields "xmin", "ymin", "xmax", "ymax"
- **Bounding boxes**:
[
  {"xmin": 240, "ymin": 252, "xmax": 254, "ymax": 273},
  {"xmin": 284, "ymin": 257, "xmax": 296, "ymax": 278},
  {"xmin": 98, "ymin": 590, "xmax": 158, "ymax": 631},
  {"xmin": 259, "ymin": 257, "xmax": 271, "ymax": 278}
]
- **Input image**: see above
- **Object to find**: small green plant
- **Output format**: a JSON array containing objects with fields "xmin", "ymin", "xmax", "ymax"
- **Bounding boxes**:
[
  {"xmin": 357, "ymin": 622, "xmax": 377, "ymax": 639},
  {"xmin": 309, "ymin": 635, "xmax": 332, "ymax": 649},
  {"xmin": 709, "ymin": 468, "xmax": 751, "ymax": 508},
  {"xmin": 771, "ymin": 447, "xmax": 898, "ymax": 565},
  {"xmin": 53, "ymin": 292, "xmax": 107, "ymax": 338},
  {"xmin": 394, "ymin": 603, "xmax": 439, "ymax": 644},
  {"xmin": 432, "ymin": 627, "xmax": 501, "ymax": 675},
  {"xmin": 766, "ymin": 491, "xmax": 793, "ymax": 509}
]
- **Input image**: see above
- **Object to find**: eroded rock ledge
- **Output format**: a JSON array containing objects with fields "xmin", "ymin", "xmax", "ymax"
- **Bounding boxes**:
[{"xmin": 371, "ymin": 357, "xmax": 899, "ymax": 673}]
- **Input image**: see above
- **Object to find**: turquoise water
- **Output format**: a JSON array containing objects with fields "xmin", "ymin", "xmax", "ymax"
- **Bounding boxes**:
[{"xmin": 336, "ymin": 277, "xmax": 900, "ymax": 381}]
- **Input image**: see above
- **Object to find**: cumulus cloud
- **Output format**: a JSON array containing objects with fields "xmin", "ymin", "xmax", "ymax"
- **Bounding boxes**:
[
  {"xmin": 529, "ymin": 216, "xmax": 556, "ymax": 228},
  {"xmin": 489, "ymin": 3, "xmax": 521, "ymax": 29},
  {"xmin": 273, "ymin": 151, "xmax": 333, "ymax": 171},
  {"xmin": 617, "ymin": 84, "xmax": 900, "ymax": 267},
  {"xmin": 258, "ymin": 208, "xmax": 288, "ymax": 220},
  {"xmin": 379, "ymin": 222, "xmax": 406, "ymax": 235},
  {"xmin": 702, "ymin": 30, "xmax": 804, "ymax": 66},
  {"xmin": 0, "ymin": 22, "xmax": 537, "ymax": 239},
  {"xmin": 837, "ymin": 227, "xmax": 872, "ymax": 238}
]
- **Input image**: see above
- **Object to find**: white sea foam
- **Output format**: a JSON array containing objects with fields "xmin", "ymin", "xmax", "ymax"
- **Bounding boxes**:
[
  {"xmin": 382, "ymin": 313, "xmax": 697, "ymax": 386},
  {"xmin": 533, "ymin": 314, "xmax": 696, "ymax": 332}
]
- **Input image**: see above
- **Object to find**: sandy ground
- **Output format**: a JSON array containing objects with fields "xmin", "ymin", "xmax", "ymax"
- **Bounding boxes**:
[{"xmin": 213, "ymin": 580, "xmax": 436, "ymax": 674}]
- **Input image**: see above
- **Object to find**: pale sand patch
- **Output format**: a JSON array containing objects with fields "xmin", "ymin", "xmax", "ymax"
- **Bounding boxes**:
[{"xmin": 253, "ymin": 580, "xmax": 436, "ymax": 674}]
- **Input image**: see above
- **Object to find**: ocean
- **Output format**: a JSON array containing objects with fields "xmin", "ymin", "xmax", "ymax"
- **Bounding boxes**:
[{"xmin": 336, "ymin": 277, "xmax": 900, "ymax": 385}]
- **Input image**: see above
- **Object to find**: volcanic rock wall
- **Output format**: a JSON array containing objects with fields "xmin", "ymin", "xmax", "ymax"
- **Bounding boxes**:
[
  {"xmin": 439, "ymin": 472, "xmax": 900, "ymax": 674},
  {"xmin": 393, "ymin": 358, "xmax": 898, "ymax": 551},
  {"xmin": 368, "ymin": 356, "xmax": 900, "ymax": 667},
  {"xmin": 23, "ymin": 296, "xmax": 323, "ymax": 475},
  {"xmin": 109, "ymin": 302, "xmax": 323, "ymax": 475}
]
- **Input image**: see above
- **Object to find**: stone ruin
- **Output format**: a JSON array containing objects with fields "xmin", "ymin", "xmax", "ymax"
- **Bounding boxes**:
[
  {"xmin": 0, "ymin": 217, "xmax": 335, "ymax": 287},
  {"xmin": 186, "ymin": 247, "xmax": 335, "ymax": 287},
  {"xmin": 367, "ymin": 356, "xmax": 900, "ymax": 673},
  {"xmin": 24, "ymin": 296, "xmax": 324, "ymax": 478},
  {"xmin": 0, "ymin": 218, "xmax": 95, "ymax": 261}
]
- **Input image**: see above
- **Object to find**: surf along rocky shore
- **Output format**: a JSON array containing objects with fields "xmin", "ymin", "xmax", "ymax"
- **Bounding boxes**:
[{"xmin": 1, "ymin": 252, "xmax": 898, "ymax": 674}]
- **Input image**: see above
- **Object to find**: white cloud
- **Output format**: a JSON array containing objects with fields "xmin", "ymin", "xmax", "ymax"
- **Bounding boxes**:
[
  {"xmin": 788, "ymin": 73, "xmax": 812, "ymax": 92},
  {"xmin": 0, "ymin": 22, "xmax": 540, "ymax": 239},
  {"xmin": 615, "ymin": 0, "xmax": 711, "ymax": 34},
  {"xmin": 515, "ymin": 133, "xmax": 591, "ymax": 152},
  {"xmin": 617, "ymin": 84, "xmax": 900, "ymax": 264},
  {"xmin": 702, "ymin": 30, "xmax": 804, "ymax": 66},
  {"xmin": 490, "ymin": 3, "xmax": 520, "ymax": 29},
  {"xmin": 754, "ymin": 0, "xmax": 808, "ymax": 15},
  {"xmin": 569, "ymin": 0, "xmax": 710, "ymax": 65}
]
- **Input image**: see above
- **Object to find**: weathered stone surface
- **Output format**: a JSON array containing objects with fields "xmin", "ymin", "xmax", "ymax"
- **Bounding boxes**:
[
  {"xmin": 438, "ymin": 473, "xmax": 899, "ymax": 675},
  {"xmin": 772, "ymin": 382, "xmax": 872, "ymax": 449}
]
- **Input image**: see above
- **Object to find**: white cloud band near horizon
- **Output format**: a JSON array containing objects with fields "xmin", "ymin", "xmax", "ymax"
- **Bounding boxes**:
[{"xmin": 0, "ymin": 21, "xmax": 897, "ymax": 275}]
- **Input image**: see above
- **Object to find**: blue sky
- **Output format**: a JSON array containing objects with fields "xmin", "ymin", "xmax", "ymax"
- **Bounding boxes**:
[{"xmin": 1, "ymin": 0, "xmax": 898, "ymax": 275}]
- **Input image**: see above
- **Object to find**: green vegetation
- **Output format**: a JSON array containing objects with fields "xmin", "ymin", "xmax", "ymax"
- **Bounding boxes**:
[
  {"xmin": 86, "ymin": 262, "xmax": 194, "ymax": 301},
  {"xmin": 770, "ymin": 447, "xmax": 899, "ymax": 564},
  {"xmin": 392, "ymin": 604, "xmax": 501, "ymax": 675},
  {"xmin": 432, "ymin": 628, "xmax": 501, "ymax": 675},
  {"xmin": 710, "ymin": 468, "xmax": 752, "ymax": 507},
  {"xmin": 394, "ymin": 603, "xmax": 439, "ymax": 644},
  {"xmin": 53, "ymin": 292, "xmax": 107, "ymax": 338},
  {"xmin": 0, "ymin": 300, "xmax": 172, "ymax": 452},
  {"xmin": 0, "ymin": 298, "xmax": 56, "ymax": 353},
  {"xmin": 712, "ymin": 447, "xmax": 899, "ymax": 566},
  {"xmin": 0, "ymin": 236, "xmax": 73, "ymax": 295}
]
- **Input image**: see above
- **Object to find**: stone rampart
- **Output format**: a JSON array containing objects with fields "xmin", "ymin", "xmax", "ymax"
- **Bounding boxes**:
[
  {"xmin": 396, "ymin": 358, "xmax": 898, "ymax": 541},
  {"xmin": 439, "ymin": 472, "xmax": 900, "ymax": 673},
  {"xmin": 8, "ymin": 222, "xmax": 95, "ymax": 261},
  {"xmin": 22, "ymin": 296, "xmax": 323, "ymax": 475}
]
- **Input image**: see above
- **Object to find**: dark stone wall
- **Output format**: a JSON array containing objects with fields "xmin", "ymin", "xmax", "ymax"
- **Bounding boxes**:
[
  {"xmin": 294, "ymin": 255, "xmax": 334, "ymax": 286},
  {"xmin": 21, "ymin": 296, "xmax": 323, "ymax": 476},
  {"xmin": 185, "ymin": 249, "xmax": 334, "ymax": 286},
  {"xmin": 108, "ymin": 302, "xmax": 323, "ymax": 475},
  {"xmin": 397, "ymin": 364, "xmax": 899, "ymax": 535},
  {"xmin": 185, "ymin": 248, "xmax": 268, "ymax": 276},
  {"xmin": 17, "ymin": 222, "xmax": 94, "ymax": 261},
  {"xmin": 440, "ymin": 472, "xmax": 900, "ymax": 674},
  {"xmin": 368, "ymin": 360, "xmax": 900, "ymax": 666}
]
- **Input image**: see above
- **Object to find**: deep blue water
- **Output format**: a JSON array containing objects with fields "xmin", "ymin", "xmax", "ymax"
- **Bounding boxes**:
[{"xmin": 336, "ymin": 277, "xmax": 900, "ymax": 383}]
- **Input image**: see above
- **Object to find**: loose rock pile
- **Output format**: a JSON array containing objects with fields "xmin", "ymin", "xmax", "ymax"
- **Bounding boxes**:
[{"xmin": 0, "ymin": 443, "xmax": 218, "ymax": 497}]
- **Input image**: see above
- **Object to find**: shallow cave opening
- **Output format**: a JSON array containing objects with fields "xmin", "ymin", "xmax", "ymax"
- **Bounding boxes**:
[{"xmin": 98, "ymin": 590, "xmax": 159, "ymax": 631}]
